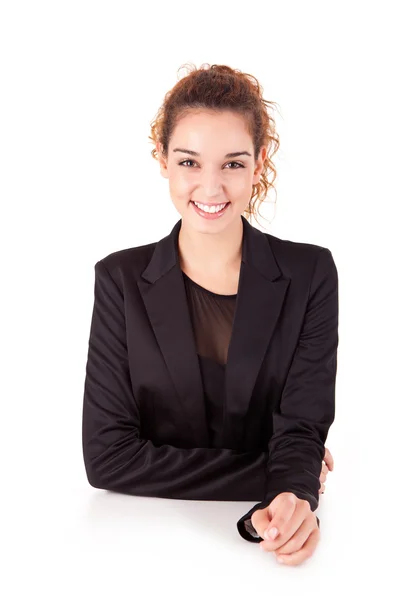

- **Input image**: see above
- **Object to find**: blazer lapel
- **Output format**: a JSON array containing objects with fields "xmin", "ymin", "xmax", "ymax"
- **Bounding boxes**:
[{"xmin": 137, "ymin": 215, "xmax": 290, "ymax": 450}]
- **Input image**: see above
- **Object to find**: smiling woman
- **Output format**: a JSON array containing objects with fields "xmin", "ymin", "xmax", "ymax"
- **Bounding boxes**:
[
  {"xmin": 149, "ymin": 62, "xmax": 280, "ymax": 232},
  {"xmin": 82, "ymin": 63, "xmax": 338, "ymax": 566}
]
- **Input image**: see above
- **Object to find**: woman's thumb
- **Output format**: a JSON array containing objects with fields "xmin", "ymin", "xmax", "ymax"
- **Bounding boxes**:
[{"xmin": 251, "ymin": 506, "xmax": 274, "ymax": 539}]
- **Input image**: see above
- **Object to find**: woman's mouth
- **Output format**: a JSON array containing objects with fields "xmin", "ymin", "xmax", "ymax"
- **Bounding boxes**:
[{"xmin": 190, "ymin": 201, "xmax": 230, "ymax": 220}]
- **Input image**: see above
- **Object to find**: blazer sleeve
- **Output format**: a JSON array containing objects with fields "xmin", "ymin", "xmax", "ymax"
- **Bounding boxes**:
[
  {"xmin": 82, "ymin": 259, "xmax": 269, "ymax": 506},
  {"xmin": 236, "ymin": 247, "xmax": 338, "ymax": 541}
]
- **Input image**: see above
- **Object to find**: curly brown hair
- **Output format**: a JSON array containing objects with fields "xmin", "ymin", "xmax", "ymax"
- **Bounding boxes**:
[{"xmin": 148, "ymin": 62, "xmax": 281, "ymax": 228}]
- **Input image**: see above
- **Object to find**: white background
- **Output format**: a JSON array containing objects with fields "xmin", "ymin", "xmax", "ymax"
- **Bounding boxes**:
[{"xmin": 1, "ymin": 1, "xmax": 399, "ymax": 598}]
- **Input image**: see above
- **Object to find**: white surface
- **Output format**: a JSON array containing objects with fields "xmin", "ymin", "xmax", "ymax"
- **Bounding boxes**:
[
  {"xmin": 1, "ymin": 1, "xmax": 399, "ymax": 598},
  {"xmin": 2, "ymin": 451, "xmax": 393, "ymax": 598}
]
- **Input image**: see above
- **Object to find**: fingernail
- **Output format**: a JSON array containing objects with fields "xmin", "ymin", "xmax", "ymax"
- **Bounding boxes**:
[{"xmin": 265, "ymin": 527, "xmax": 278, "ymax": 540}]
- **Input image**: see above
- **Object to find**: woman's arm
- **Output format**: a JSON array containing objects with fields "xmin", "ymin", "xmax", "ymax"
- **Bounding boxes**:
[
  {"xmin": 82, "ymin": 260, "xmax": 269, "ymax": 509},
  {"xmin": 236, "ymin": 247, "xmax": 338, "ymax": 540}
]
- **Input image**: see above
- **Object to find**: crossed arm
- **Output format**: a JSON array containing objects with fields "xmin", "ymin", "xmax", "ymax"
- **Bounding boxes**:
[{"xmin": 82, "ymin": 248, "xmax": 338, "ymax": 541}]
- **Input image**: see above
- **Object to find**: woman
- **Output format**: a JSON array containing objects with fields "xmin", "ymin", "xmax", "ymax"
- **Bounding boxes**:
[{"xmin": 82, "ymin": 63, "xmax": 338, "ymax": 566}]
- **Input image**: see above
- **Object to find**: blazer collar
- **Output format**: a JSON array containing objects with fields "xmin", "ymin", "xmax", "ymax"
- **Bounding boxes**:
[{"xmin": 137, "ymin": 215, "xmax": 290, "ymax": 449}]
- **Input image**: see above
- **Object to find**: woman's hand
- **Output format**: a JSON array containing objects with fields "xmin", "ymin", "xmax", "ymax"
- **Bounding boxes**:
[
  {"xmin": 252, "ymin": 492, "xmax": 320, "ymax": 566},
  {"xmin": 319, "ymin": 446, "xmax": 334, "ymax": 494}
]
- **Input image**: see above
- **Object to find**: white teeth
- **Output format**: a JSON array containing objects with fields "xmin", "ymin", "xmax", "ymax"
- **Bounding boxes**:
[{"xmin": 193, "ymin": 201, "xmax": 228, "ymax": 213}]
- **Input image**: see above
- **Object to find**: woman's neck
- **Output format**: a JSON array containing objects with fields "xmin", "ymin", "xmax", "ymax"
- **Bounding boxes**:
[{"xmin": 178, "ymin": 218, "xmax": 243, "ymax": 275}]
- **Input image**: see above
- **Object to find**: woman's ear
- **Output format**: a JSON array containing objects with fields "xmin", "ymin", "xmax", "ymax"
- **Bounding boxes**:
[
  {"xmin": 156, "ymin": 141, "xmax": 169, "ymax": 178},
  {"xmin": 253, "ymin": 145, "xmax": 267, "ymax": 185}
]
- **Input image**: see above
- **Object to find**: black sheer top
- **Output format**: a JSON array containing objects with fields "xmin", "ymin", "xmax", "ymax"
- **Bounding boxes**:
[{"xmin": 182, "ymin": 270, "xmax": 237, "ymax": 449}]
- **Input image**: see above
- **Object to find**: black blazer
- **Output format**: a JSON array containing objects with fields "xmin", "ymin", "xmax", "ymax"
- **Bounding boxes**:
[{"xmin": 82, "ymin": 215, "xmax": 339, "ymax": 542}]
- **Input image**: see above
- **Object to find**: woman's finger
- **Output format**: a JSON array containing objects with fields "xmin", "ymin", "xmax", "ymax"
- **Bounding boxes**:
[
  {"xmin": 257, "ymin": 495, "xmax": 308, "ymax": 551},
  {"xmin": 324, "ymin": 447, "xmax": 334, "ymax": 471},
  {"xmin": 273, "ymin": 517, "xmax": 314, "ymax": 557},
  {"xmin": 275, "ymin": 527, "xmax": 320, "ymax": 566}
]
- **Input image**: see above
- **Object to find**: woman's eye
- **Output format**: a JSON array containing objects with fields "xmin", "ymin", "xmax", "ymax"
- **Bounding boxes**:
[
  {"xmin": 226, "ymin": 161, "xmax": 244, "ymax": 169},
  {"xmin": 179, "ymin": 160, "xmax": 244, "ymax": 169}
]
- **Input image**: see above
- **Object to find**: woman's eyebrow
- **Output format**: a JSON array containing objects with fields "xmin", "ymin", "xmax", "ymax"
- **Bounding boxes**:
[{"xmin": 172, "ymin": 148, "xmax": 252, "ymax": 158}]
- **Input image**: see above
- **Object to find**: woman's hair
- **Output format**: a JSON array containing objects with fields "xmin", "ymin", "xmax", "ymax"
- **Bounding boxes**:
[{"xmin": 149, "ymin": 62, "xmax": 281, "ymax": 228}]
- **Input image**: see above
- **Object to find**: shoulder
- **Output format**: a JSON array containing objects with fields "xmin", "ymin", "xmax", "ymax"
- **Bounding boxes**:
[
  {"xmin": 93, "ymin": 241, "xmax": 157, "ymax": 286},
  {"xmin": 265, "ymin": 230, "xmax": 331, "ymax": 260},
  {"xmin": 264, "ymin": 231, "xmax": 336, "ymax": 280}
]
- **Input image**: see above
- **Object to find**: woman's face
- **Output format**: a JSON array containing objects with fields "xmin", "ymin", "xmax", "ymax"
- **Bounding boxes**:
[{"xmin": 157, "ymin": 109, "xmax": 266, "ymax": 233}]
